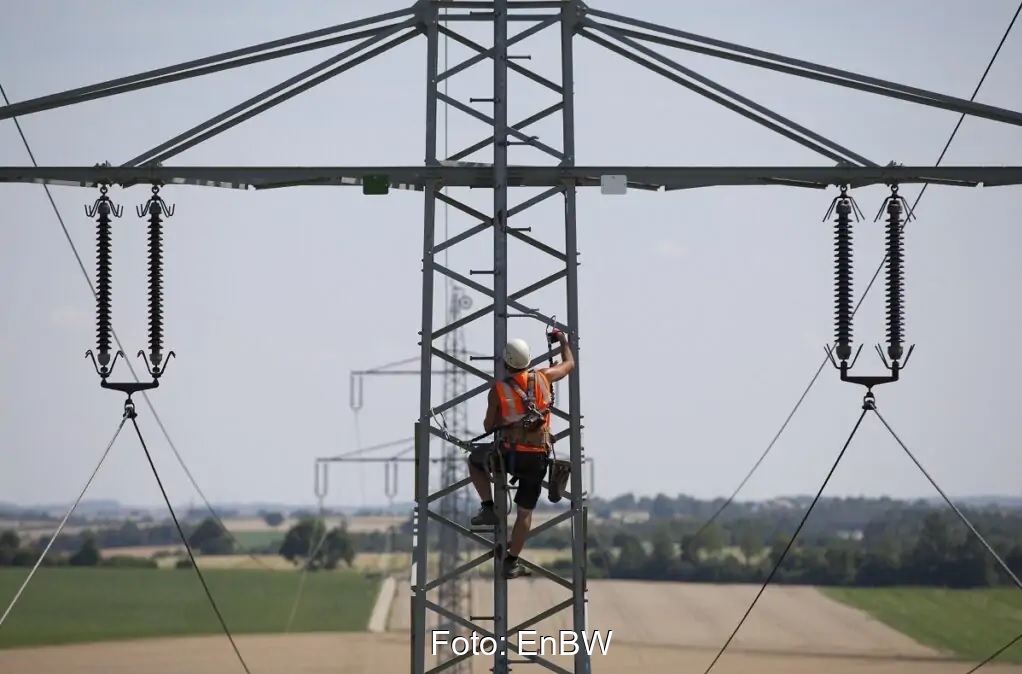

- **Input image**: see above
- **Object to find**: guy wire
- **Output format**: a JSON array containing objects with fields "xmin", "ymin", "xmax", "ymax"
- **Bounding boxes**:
[
  {"xmin": 0, "ymin": 418, "xmax": 126, "ymax": 629},
  {"xmin": 702, "ymin": 407, "xmax": 869, "ymax": 674},
  {"xmin": 129, "ymin": 414, "xmax": 251, "ymax": 674}
]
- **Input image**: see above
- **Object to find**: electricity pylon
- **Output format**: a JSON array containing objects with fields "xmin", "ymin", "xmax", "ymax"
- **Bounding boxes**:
[
  {"xmin": 347, "ymin": 283, "xmax": 478, "ymax": 665},
  {"xmin": 435, "ymin": 284, "xmax": 474, "ymax": 674}
]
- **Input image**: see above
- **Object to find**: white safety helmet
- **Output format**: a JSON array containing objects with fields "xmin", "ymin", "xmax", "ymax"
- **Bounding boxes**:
[{"xmin": 503, "ymin": 338, "xmax": 531, "ymax": 371}]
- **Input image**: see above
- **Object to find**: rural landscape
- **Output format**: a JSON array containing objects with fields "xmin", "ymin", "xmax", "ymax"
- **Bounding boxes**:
[
  {"xmin": 0, "ymin": 493, "xmax": 1019, "ymax": 673},
  {"xmin": 3, "ymin": 0, "xmax": 1021, "ymax": 672}
]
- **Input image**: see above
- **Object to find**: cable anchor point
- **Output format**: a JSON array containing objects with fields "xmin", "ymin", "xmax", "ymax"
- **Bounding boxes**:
[
  {"xmin": 821, "ymin": 184, "xmax": 865, "ymax": 224},
  {"xmin": 86, "ymin": 348, "xmax": 122, "ymax": 379},
  {"xmin": 138, "ymin": 349, "xmax": 177, "ymax": 379}
]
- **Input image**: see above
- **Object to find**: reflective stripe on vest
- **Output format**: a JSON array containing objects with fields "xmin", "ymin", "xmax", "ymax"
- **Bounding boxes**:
[{"xmin": 496, "ymin": 369, "xmax": 552, "ymax": 430}]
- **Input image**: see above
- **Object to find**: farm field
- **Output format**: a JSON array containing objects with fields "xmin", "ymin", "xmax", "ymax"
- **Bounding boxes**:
[
  {"xmin": 7, "ymin": 631, "xmax": 1022, "ymax": 674},
  {"xmin": 101, "ymin": 544, "xmax": 182, "ymax": 560},
  {"xmin": 4, "ymin": 512, "xmax": 568, "ymax": 540},
  {"xmin": 391, "ymin": 580, "xmax": 943, "ymax": 659},
  {"xmin": 389, "ymin": 580, "xmax": 1022, "ymax": 668},
  {"xmin": 221, "ymin": 515, "xmax": 407, "ymax": 534},
  {"xmin": 101, "ymin": 546, "xmax": 573, "ymax": 573},
  {"xmin": 4, "ymin": 582, "xmax": 1022, "ymax": 674},
  {"xmin": 0, "ymin": 568, "xmax": 379, "ymax": 649},
  {"xmin": 825, "ymin": 587, "xmax": 1022, "ymax": 663},
  {"xmin": 0, "ymin": 514, "xmax": 408, "ymax": 543},
  {"xmin": 349, "ymin": 548, "xmax": 571, "ymax": 573},
  {"xmin": 229, "ymin": 530, "xmax": 286, "ymax": 548}
]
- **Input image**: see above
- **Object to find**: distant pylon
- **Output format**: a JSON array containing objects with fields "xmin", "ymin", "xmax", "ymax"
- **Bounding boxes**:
[{"xmin": 435, "ymin": 284, "xmax": 473, "ymax": 674}]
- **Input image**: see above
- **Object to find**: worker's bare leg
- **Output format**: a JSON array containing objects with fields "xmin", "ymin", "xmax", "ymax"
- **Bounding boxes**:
[
  {"xmin": 508, "ymin": 506, "xmax": 533, "ymax": 557},
  {"xmin": 469, "ymin": 460, "xmax": 493, "ymax": 502},
  {"xmin": 469, "ymin": 458, "xmax": 499, "ymax": 526}
]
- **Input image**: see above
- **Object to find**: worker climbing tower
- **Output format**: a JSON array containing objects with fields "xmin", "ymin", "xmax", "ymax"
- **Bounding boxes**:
[{"xmin": 412, "ymin": 2, "xmax": 589, "ymax": 673}]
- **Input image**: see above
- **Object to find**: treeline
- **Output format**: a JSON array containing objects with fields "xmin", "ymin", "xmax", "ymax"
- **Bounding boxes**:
[
  {"xmin": 5, "ymin": 511, "xmax": 343, "ymax": 555},
  {"xmin": 585, "ymin": 492, "xmax": 1022, "ymax": 535},
  {"xmin": 0, "ymin": 530, "xmax": 159, "ymax": 569},
  {"xmin": 545, "ymin": 507, "xmax": 1022, "ymax": 588},
  {"xmin": 34, "ymin": 521, "xmax": 188, "ymax": 554},
  {"xmin": 6, "ymin": 493, "xmax": 1022, "ymax": 589},
  {"xmin": 0, "ymin": 516, "xmax": 360, "ymax": 572}
]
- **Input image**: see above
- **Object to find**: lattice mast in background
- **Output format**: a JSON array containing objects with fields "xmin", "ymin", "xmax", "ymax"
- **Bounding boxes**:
[{"xmin": 435, "ymin": 284, "xmax": 474, "ymax": 674}]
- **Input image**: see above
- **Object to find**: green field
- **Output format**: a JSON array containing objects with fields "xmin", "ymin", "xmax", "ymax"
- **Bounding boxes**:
[
  {"xmin": 825, "ymin": 587, "xmax": 1022, "ymax": 663},
  {"xmin": 229, "ymin": 530, "xmax": 285, "ymax": 549},
  {"xmin": 0, "ymin": 568, "xmax": 379, "ymax": 649}
]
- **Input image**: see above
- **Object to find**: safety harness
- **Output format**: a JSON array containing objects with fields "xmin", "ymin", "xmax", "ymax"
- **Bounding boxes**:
[
  {"xmin": 495, "ymin": 370, "xmax": 548, "ymax": 498},
  {"xmin": 503, "ymin": 371, "xmax": 549, "ymax": 444},
  {"xmin": 496, "ymin": 330, "xmax": 571, "ymax": 503}
]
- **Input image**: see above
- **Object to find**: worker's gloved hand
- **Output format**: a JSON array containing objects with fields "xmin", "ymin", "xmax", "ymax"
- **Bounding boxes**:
[{"xmin": 548, "ymin": 328, "xmax": 567, "ymax": 344}]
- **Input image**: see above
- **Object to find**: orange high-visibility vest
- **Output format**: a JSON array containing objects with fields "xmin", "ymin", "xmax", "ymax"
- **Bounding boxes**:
[{"xmin": 495, "ymin": 369, "xmax": 552, "ymax": 452}]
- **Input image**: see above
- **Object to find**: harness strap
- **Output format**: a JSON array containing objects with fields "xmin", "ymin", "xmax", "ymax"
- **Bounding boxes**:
[
  {"xmin": 505, "ymin": 371, "xmax": 532, "ymax": 407},
  {"xmin": 506, "ymin": 371, "xmax": 545, "ymax": 420}
]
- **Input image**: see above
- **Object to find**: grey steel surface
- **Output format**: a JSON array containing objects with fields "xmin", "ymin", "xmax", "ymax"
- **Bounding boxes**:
[{"xmin": 2, "ymin": 165, "xmax": 1021, "ymax": 191}]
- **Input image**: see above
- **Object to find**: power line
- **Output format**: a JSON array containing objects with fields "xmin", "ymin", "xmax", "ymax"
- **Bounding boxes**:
[
  {"xmin": 0, "ymin": 419, "xmax": 125, "ymax": 628},
  {"xmin": 871, "ymin": 406, "xmax": 1022, "ymax": 673},
  {"xmin": 0, "ymin": 404, "xmax": 252, "ymax": 674},
  {"xmin": 873, "ymin": 408, "xmax": 1022, "ymax": 592},
  {"xmin": 687, "ymin": 0, "xmax": 1022, "ymax": 541},
  {"xmin": 705, "ymin": 390, "xmax": 1022, "ymax": 673},
  {"xmin": 129, "ymin": 411, "xmax": 251, "ymax": 674},
  {"xmin": 964, "ymin": 632, "xmax": 1022, "ymax": 674},
  {"xmin": 701, "ymin": 406, "xmax": 869, "ymax": 674}
]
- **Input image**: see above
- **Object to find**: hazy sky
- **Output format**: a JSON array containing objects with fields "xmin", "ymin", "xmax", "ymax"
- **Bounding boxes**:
[{"xmin": 1, "ymin": 1, "xmax": 1020, "ymax": 512}]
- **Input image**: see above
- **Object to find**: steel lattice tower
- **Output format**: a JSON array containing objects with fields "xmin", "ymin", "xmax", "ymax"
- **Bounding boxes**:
[
  {"xmin": 435, "ymin": 284, "xmax": 473, "ymax": 674},
  {"xmin": 413, "ymin": 4, "xmax": 589, "ymax": 674},
  {"xmin": 2, "ymin": 2, "xmax": 1022, "ymax": 674}
]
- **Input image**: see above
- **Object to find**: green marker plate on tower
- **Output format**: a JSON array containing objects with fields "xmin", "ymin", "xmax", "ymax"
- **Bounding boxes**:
[{"xmin": 362, "ymin": 175, "xmax": 390, "ymax": 195}]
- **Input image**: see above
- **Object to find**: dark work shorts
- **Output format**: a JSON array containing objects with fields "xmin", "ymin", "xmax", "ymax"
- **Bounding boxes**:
[{"xmin": 469, "ymin": 444, "xmax": 547, "ymax": 510}]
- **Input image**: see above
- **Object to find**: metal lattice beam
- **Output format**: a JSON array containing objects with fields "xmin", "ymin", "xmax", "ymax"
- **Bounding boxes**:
[
  {"xmin": 577, "ymin": 20, "xmax": 878, "ymax": 168},
  {"xmin": 122, "ymin": 22, "xmax": 422, "ymax": 169},
  {"xmin": 2, "ymin": 165, "xmax": 1022, "ymax": 190},
  {"xmin": 412, "ymin": 5, "xmax": 589, "ymax": 674},
  {"xmin": 584, "ymin": 6, "xmax": 1022, "ymax": 128},
  {"xmin": 0, "ymin": 8, "xmax": 418, "ymax": 121},
  {"xmin": 3, "ymin": 2, "xmax": 1022, "ymax": 674}
]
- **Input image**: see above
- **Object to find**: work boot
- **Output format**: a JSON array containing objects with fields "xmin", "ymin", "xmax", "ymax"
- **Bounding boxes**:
[
  {"xmin": 503, "ymin": 555, "xmax": 531, "ymax": 580},
  {"xmin": 470, "ymin": 503, "xmax": 498, "ymax": 527}
]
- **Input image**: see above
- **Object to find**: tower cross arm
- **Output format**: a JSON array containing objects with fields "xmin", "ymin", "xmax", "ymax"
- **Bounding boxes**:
[{"xmin": 2, "ymin": 165, "xmax": 1021, "ymax": 190}]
